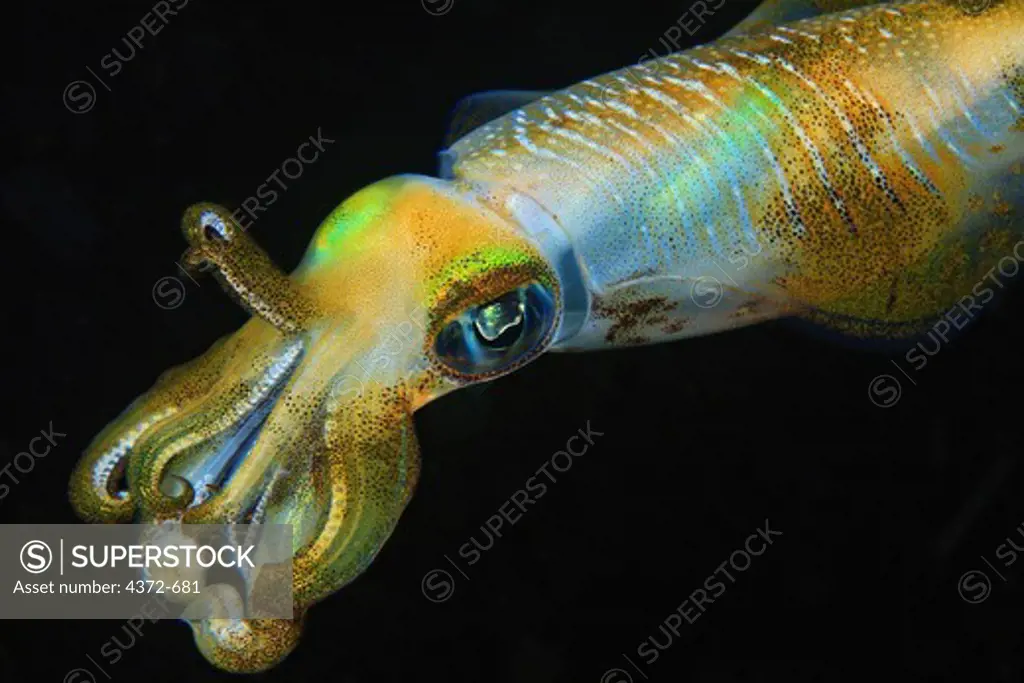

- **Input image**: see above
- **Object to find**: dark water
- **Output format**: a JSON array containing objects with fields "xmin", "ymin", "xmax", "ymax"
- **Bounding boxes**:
[{"xmin": 4, "ymin": 0, "xmax": 1024, "ymax": 681}]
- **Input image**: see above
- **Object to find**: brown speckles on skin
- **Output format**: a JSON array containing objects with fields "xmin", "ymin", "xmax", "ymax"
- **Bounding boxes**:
[
  {"xmin": 1011, "ymin": 162, "xmax": 1023, "ymax": 176},
  {"xmin": 1011, "ymin": 117, "xmax": 1024, "ymax": 133},
  {"xmin": 993, "ymin": 193, "xmax": 1013, "ymax": 216},
  {"xmin": 729, "ymin": 300, "xmax": 763, "ymax": 320},
  {"xmin": 661, "ymin": 318, "xmax": 691, "ymax": 335},
  {"xmin": 990, "ymin": 145, "xmax": 1005, "ymax": 153},
  {"xmin": 181, "ymin": 203, "xmax": 322, "ymax": 334},
  {"xmin": 592, "ymin": 295, "xmax": 676, "ymax": 345},
  {"xmin": 968, "ymin": 193, "xmax": 985, "ymax": 212}
]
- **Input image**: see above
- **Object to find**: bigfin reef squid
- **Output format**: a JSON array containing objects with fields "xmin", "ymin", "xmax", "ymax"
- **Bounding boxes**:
[{"xmin": 69, "ymin": 0, "xmax": 1023, "ymax": 672}]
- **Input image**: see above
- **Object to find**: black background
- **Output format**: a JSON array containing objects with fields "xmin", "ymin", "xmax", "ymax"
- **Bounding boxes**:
[{"xmin": 4, "ymin": 0, "xmax": 1024, "ymax": 681}]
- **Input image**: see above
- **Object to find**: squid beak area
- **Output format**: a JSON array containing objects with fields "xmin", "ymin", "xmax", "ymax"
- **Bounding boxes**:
[
  {"xmin": 73, "ymin": 326, "xmax": 425, "ymax": 672},
  {"xmin": 184, "ymin": 383, "xmax": 422, "ymax": 674}
]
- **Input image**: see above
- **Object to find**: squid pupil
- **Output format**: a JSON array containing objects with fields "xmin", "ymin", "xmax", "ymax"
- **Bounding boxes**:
[
  {"xmin": 473, "ymin": 292, "xmax": 525, "ymax": 349},
  {"xmin": 200, "ymin": 211, "xmax": 229, "ymax": 242},
  {"xmin": 204, "ymin": 224, "xmax": 226, "ymax": 242}
]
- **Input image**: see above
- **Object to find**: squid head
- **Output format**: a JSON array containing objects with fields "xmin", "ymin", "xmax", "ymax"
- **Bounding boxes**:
[{"xmin": 68, "ymin": 174, "xmax": 564, "ymax": 672}]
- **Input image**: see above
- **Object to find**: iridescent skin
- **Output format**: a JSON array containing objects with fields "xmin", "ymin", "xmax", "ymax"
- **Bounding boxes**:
[
  {"xmin": 70, "ymin": 0, "xmax": 1022, "ymax": 673},
  {"xmin": 449, "ymin": 0, "xmax": 1023, "ymax": 343}
]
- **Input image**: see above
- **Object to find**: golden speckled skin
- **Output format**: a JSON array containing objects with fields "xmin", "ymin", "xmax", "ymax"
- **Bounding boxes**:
[{"xmin": 69, "ymin": 0, "xmax": 1022, "ymax": 673}]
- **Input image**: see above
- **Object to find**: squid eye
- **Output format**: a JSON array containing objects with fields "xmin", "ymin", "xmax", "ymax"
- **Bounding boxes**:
[{"xmin": 435, "ymin": 282, "xmax": 556, "ymax": 377}]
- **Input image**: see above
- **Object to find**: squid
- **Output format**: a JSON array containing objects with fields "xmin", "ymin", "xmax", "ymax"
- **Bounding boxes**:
[{"xmin": 70, "ymin": 0, "xmax": 1022, "ymax": 672}]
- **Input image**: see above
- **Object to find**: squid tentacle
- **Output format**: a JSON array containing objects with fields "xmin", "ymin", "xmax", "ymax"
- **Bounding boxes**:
[
  {"xmin": 70, "ymin": 334, "xmax": 247, "ymax": 522},
  {"xmin": 180, "ymin": 202, "xmax": 321, "ymax": 334}
]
